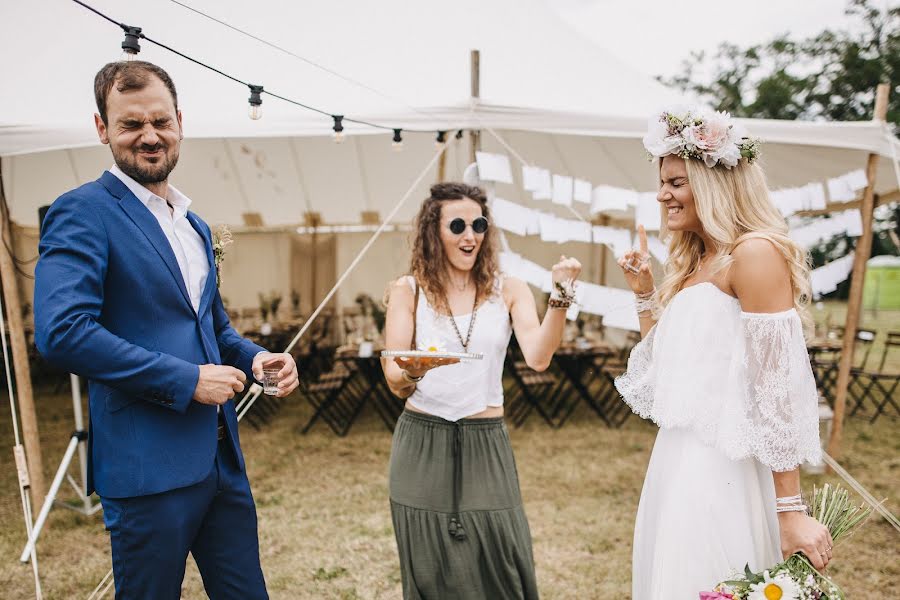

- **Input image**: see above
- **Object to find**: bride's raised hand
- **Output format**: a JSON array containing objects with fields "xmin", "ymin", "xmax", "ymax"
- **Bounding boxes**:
[{"xmin": 617, "ymin": 225, "xmax": 654, "ymax": 295}]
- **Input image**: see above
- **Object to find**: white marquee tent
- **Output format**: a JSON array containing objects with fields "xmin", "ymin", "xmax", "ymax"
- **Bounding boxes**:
[
  {"xmin": 1, "ymin": 0, "xmax": 898, "ymax": 312},
  {"xmin": 1, "ymin": 0, "xmax": 899, "ymax": 551}
]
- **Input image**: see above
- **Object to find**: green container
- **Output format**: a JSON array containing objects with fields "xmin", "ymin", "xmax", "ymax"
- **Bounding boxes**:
[{"xmin": 863, "ymin": 255, "xmax": 900, "ymax": 311}]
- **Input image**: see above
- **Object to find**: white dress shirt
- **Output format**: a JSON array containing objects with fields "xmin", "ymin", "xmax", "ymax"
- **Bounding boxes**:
[{"xmin": 110, "ymin": 165, "xmax": 209, "ymax": 313}]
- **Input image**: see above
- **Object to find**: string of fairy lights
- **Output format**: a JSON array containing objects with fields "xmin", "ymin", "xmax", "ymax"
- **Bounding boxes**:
[{"xmin": 71, "ymin": 0, "xmax": 467, "ymax": 150}]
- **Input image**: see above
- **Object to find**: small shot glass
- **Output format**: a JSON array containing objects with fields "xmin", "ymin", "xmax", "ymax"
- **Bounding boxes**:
[
  {"xmin": 261, "ymin": 367, "xmax": 282, "ymax": 396},
  {"xmin": 623, "ymin": 254, "xmax": 649, "ymax": 274}
]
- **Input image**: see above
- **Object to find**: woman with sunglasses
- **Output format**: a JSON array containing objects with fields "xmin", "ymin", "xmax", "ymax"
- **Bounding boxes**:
[{"xmin": 381, "ymin": 182, "xmax": 581, "ymax": 599}]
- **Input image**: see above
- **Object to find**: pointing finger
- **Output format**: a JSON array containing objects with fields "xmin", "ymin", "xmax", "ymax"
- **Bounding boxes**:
[{"xmin": 638, "ymin": 225, "xmax": 649, "ymax": 255}]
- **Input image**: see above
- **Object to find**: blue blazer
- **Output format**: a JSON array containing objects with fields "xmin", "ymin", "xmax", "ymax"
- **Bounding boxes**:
[{"xmin": 34, "ymin": 171, "xmax": 266, "ymax": 499}]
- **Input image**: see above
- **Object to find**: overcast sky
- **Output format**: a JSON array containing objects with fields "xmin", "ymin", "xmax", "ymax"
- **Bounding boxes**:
[{"xmin": 551, "ymin": 0, "xmax": 886, "ymax": 80}]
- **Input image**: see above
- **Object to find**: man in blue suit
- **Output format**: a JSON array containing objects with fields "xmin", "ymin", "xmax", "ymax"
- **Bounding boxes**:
[{"xmin": 34, "ymin": 61, "xmax": 298, "ymax": 599}]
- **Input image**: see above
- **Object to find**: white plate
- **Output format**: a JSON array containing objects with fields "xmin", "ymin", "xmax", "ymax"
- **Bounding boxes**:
[{"xmin": 380, "ymin": 350, "xmax": 484, "ymax": 361}]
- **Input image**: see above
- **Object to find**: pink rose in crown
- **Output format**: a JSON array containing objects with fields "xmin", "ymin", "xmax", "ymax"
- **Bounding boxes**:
[
  {"xmin": 698, "ymin": 592, "xmax": 734, "ymax": 600},
  {"xmin": 683, "ymin": 112, "xmax": 730, "ymax": 153}
]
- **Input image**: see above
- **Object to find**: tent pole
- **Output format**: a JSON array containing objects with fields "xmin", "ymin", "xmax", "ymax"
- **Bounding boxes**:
[
  {"xmin": 827, "ymin": 82, "xmax": 890, "ymax": 460},
  {"xmin": 469, "ymin": 49, "xmax": 481, "ymax": 164},
  {"xmin": 311, "ymin": 230, "xmax": 318, "ymax": 311},
  {"xmin": 437, "ymin": 153, "xmax": 447, "ymax": 183},
  {"xmin": 304, "ymin": 212, "xmax": 321, "ymax": 313},
  {"xmin": 0, "ymin": 161, "xmax": 46, "ymax": 512},
  {"xmin": 598, "ymin": 216, "xmax": 609, "ymax": 286}
]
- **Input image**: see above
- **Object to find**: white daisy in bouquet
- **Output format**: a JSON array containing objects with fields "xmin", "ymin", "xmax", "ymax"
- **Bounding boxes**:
[
  {"xmin": 701, "ymin": 484, "xmax": 871, "ymax": 600},
  {"xmin": 747, "ymin": 571, "xmax": 800, "ymax": 600}
]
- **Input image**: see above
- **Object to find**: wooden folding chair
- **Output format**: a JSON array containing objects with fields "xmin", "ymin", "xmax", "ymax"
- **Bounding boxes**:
[
  {"xmin": 820, "ymin": 328, "xmax": 876, "ymax": 405},
  {"xmin": 504, "ymin": 345, "xmax": 564, "ymax": 428},
  {"xmin": 851, "ymin": 331, "xmax": 900, "ymax": 422},
  {"xmin": 593, "ymin": 331, "xmax": 643, "ymax": 427},
  {"xmin": 299, "ymin": 360, "xmax": 360, "ymax": 435}
]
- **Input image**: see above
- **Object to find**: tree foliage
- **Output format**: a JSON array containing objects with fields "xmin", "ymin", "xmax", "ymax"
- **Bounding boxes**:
[
  {"xmin": 659, "ymin": 1, "xmax": 900, "ymax": 292},
  {"xmin": 659, "ymin": 0, "xmax": 899, "ymax": 125}
]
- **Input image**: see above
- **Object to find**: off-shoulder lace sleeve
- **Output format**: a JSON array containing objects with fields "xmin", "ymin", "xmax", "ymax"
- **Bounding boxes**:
[
  {"xmin": 738, "ymin": 310, "xmax": 821, "ymax": 471},
  {"xmin": 614, "ymin": 325, "xmax": 657, "ymax": 419}
]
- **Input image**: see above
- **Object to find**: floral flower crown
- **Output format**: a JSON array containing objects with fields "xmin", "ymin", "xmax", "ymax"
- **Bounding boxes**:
[{"xmin": 642, "ymin": 107, "xmax": 761, "ymax": 169}]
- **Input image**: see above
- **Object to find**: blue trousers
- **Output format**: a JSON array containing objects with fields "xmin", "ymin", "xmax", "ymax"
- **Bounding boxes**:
[{"xmin": 100, "ymin": 440, "xmax": 268, "ymax": 599}]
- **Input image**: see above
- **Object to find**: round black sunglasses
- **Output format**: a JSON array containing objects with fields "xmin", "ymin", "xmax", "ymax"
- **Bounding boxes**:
[{"xmin": 447, "ymin": 217, "xmax": 489, "ymax": 235}]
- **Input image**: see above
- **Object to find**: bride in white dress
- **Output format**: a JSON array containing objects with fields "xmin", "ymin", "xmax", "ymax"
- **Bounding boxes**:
[{"xmin": 614, "ymin": 108, "xmax": 835, "ymax": 600}]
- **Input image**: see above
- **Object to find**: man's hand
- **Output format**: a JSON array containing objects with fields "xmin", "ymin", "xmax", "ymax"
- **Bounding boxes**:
[
  {"xmin": 193, "ymin": 365, "xmax": 247, "ymax": 406},
  {"xmin": 252, "ymin": 352, "xmax": 299, "ymax": 398}
]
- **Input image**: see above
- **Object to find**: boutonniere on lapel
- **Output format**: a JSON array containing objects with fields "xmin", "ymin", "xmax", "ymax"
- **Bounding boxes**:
[{"xmin": 212, "ymin": 225, "xmax": 233, "ymax": 288}]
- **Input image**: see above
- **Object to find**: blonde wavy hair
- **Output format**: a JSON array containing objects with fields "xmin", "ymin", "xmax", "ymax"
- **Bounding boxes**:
[{"xmin": 655, "ymin": 157, "xmax": 813, "ymax": 330}]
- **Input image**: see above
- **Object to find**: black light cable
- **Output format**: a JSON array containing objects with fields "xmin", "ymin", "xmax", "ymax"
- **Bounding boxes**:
[
  {"xmin": 165, "ymin": 0, "xmax": 439, "ymax": 122},
  {"xmin": 70, "ymin": 0, "xmax": 454, "ymax": 139}
]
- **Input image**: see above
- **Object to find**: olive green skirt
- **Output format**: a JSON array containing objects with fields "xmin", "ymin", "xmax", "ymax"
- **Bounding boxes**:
[{"xmin": 389, "ymin": 409, "xmax": 538, "ymax": 600}]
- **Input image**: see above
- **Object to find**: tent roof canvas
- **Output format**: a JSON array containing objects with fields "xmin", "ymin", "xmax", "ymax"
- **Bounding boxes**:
[
  {"xmin": 1, "ymin": 0, "xmax": 897, "ymax": 227},
  {"xmin": 0, "ymin": 0, "xmax": 685, "ymax": 155}
]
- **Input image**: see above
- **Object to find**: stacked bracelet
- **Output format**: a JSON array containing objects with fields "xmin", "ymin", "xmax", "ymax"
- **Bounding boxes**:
[
  {"xmin": 548, "ymin": 298, "xmax": 572, "ymax": 310},
  {"xmin": 776, "ymin": 505, "xmax": 808, "ymax": 513},
  {"xmin": 776, "ymin": 494, "xmax": 808, "ymax": 514},
  {"xmin": 634, "ymin": 288, "xmax": 658, "ymax": 315},
  {"xmin": 549, "ymin": 279, "xmax": 577, "ymax": 310}
]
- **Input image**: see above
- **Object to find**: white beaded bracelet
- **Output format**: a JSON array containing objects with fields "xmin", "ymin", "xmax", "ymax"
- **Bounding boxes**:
[
  {"xmin": 776, "ymin": 494, "xmax": 806, "ymax": 514},
  {"xmin": 634, "ymin": 289, "xmax": 658, "ymax": 315},
  {"xmin": 776, "ymin": 505, "xmax": 808, "ymax": 514},
  {"xmin": 776, "ymin": 494, "xmax": 803, "ymax": 505}
]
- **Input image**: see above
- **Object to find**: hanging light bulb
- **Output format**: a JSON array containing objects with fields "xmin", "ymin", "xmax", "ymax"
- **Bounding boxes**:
[
  {"xmin": 435, "ymin": 130, "xmax": 446, "ymax": 148},
  {"xmin": 120, "ymin": 25, "xmax": 142, "ymax": 61},
  {"xmin": 455, "ymin": 129, "xmax": 464, "ymax": 140},
  {"xmin": 392, "ymin": 128, "xmax": 403, "ymax": 151},
  {"xmin": 247, "ymin": 85, "xmax": 264, "ymax": 120},
  {"xmin": 332, "ymin": 115, "xmax": 345, "ymax": 143}
]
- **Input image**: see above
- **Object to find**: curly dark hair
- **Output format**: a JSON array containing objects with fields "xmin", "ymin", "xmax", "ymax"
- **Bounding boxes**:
[{"xmin": 409, "ymin": 182, "xmax": 499, "ymax": 314}]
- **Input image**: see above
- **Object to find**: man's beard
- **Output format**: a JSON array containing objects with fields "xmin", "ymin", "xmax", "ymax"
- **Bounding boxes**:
[{"xmin": 113, "ymin": 143, "xmax": 179, "ymax": 185}]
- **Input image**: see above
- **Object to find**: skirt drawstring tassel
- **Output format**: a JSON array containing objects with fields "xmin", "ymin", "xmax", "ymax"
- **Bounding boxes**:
[{"xmin": 449, "ymin": 423, "xmax": 467, "ymax": 541}]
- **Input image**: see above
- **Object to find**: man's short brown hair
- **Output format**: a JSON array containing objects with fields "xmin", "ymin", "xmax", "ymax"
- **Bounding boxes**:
[{"xmin": 94, "ymin": 61, "xmax": 179, "ymax": 125}]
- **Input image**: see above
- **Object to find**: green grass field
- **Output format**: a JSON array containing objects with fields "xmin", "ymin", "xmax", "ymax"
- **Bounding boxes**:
[{"xmin": 0, "ymin": 305, "xmax": 896, "ymax": 599}]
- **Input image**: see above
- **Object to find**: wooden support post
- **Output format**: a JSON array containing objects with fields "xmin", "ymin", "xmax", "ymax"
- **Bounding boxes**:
[
  {"xmin": 437, "ymin": 151, "xmax": 447, "ymax": 183},
  {"xmin": 827, "ymin": 82, "xmax": 890, "ymax": 459},
  {"xmin": 0, "ymin": 162, "xmax": 46, "ymax": 512},
  {"xmin": 593, "ymin": 215, "xmax": 610, "ymax": 286},
  {"xmin": 469, "ymin": 50, "xmax": 481, "ymax": 165},
  {"xmin": 304, "ymin": 212, "xmax": 322, "ymax": 309}
]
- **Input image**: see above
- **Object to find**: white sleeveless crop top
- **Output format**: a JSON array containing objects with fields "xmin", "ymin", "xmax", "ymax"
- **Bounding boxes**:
[{"xmin": 405, "ymin": 276, "xmax": 513, "ymax": 421}]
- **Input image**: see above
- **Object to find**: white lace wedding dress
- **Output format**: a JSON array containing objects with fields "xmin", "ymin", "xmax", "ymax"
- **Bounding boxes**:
[{"xmin": 615, "ymin": 282, "xmax": 822, "ymax": 600}]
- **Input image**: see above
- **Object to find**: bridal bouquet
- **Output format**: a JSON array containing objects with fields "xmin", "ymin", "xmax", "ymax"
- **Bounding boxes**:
[{"xmin": 700, "ymin": 484, "xmax": 870, "ymax": 600}]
